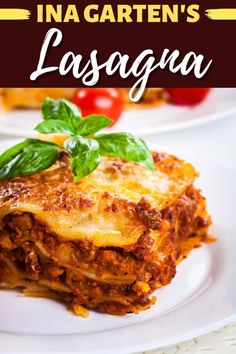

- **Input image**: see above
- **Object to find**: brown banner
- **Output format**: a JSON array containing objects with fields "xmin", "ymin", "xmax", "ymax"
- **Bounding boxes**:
[{"xmin": 0, "ymin": 0, "xmax": 235, "ymax": 87}]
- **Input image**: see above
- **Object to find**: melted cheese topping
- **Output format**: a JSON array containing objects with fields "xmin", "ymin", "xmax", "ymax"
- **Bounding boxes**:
[{"xmin": 0, "ymin": 152, "xmax": 197, "ymax": 247}]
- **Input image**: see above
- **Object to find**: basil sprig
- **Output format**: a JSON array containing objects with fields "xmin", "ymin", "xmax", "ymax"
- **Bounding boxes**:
[
  {"xmin": 36, "ymin": 99, "xmax": 112, "ymax": 137},
  {"xmin": 0, "ymin": 98, "xmax": 154, "ymax": 181}
]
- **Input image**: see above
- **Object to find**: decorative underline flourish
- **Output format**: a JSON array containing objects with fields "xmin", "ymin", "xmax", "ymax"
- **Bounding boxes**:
[
  {"xmin": 206, "ymin": 8, "xmax": 236, "ymax": 20},
  {"xmin": 0, "ymin": 9, "xmax": 31, "ymax": 20}
]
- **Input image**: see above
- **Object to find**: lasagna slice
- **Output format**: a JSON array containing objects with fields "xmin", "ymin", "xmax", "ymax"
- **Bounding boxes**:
[
  {"xmin": 0, "ymin": 88, "xmax": 165, "ymax": 110},
  {"xmin": 0, "ymin": 151, "xmax": 211, "ymax": 316}
]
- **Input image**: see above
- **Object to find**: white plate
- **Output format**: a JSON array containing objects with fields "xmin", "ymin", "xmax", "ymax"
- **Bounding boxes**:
[
  {"xmin": 0, "ymin": 140, "xmax": 236, "ymax": 354},
  {"xmin": 0, "ymin": 88, "xmax": 236, "ymax": 137}
]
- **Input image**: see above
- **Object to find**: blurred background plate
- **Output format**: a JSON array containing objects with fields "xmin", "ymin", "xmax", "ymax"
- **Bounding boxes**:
[{"xmin": 0, "ymin": 88, "xmax": 236, "ymax": 138}]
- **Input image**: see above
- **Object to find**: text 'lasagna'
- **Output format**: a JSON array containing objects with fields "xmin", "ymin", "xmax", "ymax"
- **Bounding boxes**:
[{"xmin": 0, "ymin": 151, "xmax": 212, "ymax": 316}]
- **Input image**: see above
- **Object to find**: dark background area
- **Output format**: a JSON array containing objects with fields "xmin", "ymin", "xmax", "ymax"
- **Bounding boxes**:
[{"xmin": 0, "ymin": 0, "xmax": 235, "ymax": 87}]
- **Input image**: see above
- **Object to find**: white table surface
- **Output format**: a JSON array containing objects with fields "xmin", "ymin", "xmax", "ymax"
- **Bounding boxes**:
[
  {"xmin": 146, "ymin": 114, "xmax": 236, "ymax": 168},
  {"xmin": 0, "ymin": 114, "xmax": 235, "ymax": 354}
]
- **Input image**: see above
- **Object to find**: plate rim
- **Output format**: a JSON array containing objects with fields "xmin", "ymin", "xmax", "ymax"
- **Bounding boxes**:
[{"xmin": 1, "ymin": 309, "xmax": 236, "ymax": 354}]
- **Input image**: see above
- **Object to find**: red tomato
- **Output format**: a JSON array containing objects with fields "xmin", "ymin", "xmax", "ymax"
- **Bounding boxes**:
[
  {"xmin": 166, "ymin": 88, "xmax": 211, "ymax": 106},
  {"xmin": 73, "ymin": 88, "xmax": 124, "ymax": 125}
]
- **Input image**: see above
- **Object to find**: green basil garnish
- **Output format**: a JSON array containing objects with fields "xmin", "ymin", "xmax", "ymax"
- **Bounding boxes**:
[
  {"xmin": 42, "ymin": 98, "xmax": 81, "ymax": 121},
  {"xmin": 41, "ymin": 98, "xmax": 82, "ymax": 135},
  {"xmin": 95, "ymin": 133, "xmax": 155, "ymax": 171},
  {"xmin": 0, "ymin": 139, "xmax": 60, "ymax": 180},
  {"xmin": 35, "ymin": 119, "xmax": 75, "ymax": 135},
  {"xmin": 0, "ymin": 98, "xmax": 154, "ymax": 182},
  {"xmin": 76, "ymin": 115, "xmax": 112, "ymax": 137},
  {"xmin": 64, "ymin": 136, "xmax": 100, "ymax": 182}
]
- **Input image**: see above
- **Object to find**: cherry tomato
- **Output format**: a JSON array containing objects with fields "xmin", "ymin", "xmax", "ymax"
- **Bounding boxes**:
[
  {"xmin": 166, "ymin": 88, "xmax": 211, "ymax": 106},
  {"xmin": 73, "ymin": 88, "xmax": 124, "ymax": 125}
]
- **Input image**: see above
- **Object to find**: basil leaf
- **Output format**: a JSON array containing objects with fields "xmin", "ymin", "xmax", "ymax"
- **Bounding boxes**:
[
  {"xmin": 76, "ymin": 115, "xmax": 112, "ymax": 137},
  {"xmin": 64, "ymin": 136, "xmax": 101, "ymax": 182},
  {"xmin": 35, "ymin": 119, "xmax": 74, "ymax": 135},
  {"xmin": 95, "ymin": 133, "xmax": 155, "ymax": 171},
  {"xmin": 41, "ymin": 98, "xmax": 82, "ymax": 135},
  {"xmin": 42, "ymin": 98, "xmax": 81, "ymax": 121},
  {"xmin": 0, "ymin": 139, "xmax": 60, "ymax": 180}
]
